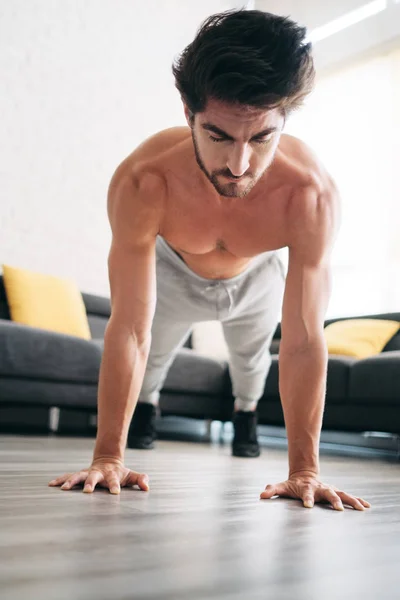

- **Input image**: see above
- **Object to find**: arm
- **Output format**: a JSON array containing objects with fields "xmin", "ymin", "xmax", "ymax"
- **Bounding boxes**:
[
  {"xmin": 93, "ymin": 165, "xmax": 165, "ymax": 462},
  {"xmin": 260, "ymin": 173, "xmax": 370, "ymax": 511},
  {"xmin": 279, "ymin": 180, "xmax": 341, "ymax": 478}
]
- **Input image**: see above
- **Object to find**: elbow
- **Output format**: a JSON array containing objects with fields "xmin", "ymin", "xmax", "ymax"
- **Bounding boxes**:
[
  {"xmin": 280, "ymin": 332, "xmax": 327, "ymax": 355},
  {"xmin": 105, "ymin": 318, "xmax": 152, "ymax": 348}
]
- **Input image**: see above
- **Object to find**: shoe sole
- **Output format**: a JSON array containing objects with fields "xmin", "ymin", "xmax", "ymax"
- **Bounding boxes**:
[
  {"xmin": 127, "ymin": 440, "xmax": 155, "ymax": 450},
  {"xmin": 232, "ymin": 447, "xmax": 261, "ymax": 458}
]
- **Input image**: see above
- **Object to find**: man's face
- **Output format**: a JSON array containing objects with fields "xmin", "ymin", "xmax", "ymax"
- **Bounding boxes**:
[{"xmin": 186, "ymin": 98, "xmax": 285, "ymax": 199}]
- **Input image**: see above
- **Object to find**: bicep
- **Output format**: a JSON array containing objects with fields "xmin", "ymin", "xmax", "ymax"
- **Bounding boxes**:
[
  {"xmin": 280, "ymin": 183, "xmax": 341, "ymax": 351},
  {"xmin": 106, "ymin": 167, "xmax": 164, "ymax": 342},
  {"xmin": 108, "ymin": 239, "xmax": 157, "ymax": 342},
  {"xmin": 280, "ymin": 250, "xmax": 332, "ymax": 350}
]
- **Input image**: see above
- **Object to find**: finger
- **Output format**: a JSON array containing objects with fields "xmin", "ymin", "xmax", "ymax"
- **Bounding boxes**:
[
  {"xmin": 61, "ymin": 473, "xmax": 87, "ymax": 490},
  {"xmin": 260, "ymin": 484, "xmax": 276, "ymax": 499},
  {"xmin": 357, "ymin": 497, "xmax": 371, "ymax": 508},
  {"xmin": 106, "ymin": 474, "xmax": 121, "ymax": 495},
  {"xmin": 260, "ymin": 483, "xmax": 286, "ymax": 499},
  {"xmin": 124, "ymin": 471, "xmax": 150, "ymax": 491},
  {"xmin": 83, "ymin": 471, "xmax": 103, "ymax": 494},
  {"xmin": 48, "ymin": 474, "xmax": 72, "ymax": 486},
  {"xmin": 323, "ymin": 489, "xmax": 344, "ymax": 511},
  {"xmin": 336, "ymin": 491, "xmax": 368, "ymax": 511},
  {"xmin": 302, "ymin": 492, "xmax": 314, "ymax": 508}
]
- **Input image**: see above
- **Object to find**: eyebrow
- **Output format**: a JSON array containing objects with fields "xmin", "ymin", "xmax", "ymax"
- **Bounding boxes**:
[{"xmin": 201, "ymin": 122, "xmax": 277, "ymax": 141}]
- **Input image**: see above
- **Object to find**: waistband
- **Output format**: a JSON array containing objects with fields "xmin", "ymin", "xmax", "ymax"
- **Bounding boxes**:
[{"xmin": 156, "ymin": 234, "xmax": 276, "ymax": 286}]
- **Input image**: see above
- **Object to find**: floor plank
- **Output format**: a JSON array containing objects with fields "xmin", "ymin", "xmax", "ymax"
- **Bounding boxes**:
[{"xmin": 0, "ymin": 434, "xmax": 399, "ymax": 600}]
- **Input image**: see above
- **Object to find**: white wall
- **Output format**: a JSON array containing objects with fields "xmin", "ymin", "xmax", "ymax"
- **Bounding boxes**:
[
  {"xmin": 0, "ymin": 0, "xmax": 235, "ymax": 296},
  {"xmin": 2, "ymin": 1, "xmax": 398, "ymax": 362}
]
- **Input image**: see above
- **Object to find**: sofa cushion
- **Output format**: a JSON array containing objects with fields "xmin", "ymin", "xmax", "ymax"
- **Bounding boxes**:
[
  {"xmin": 238, "ymin": 354, "xmax": 354, "ymax": 405},
  {"xmin": 82, "ymin": 292, "xmax": 111, "ymax": 317},
  {"xmin": 2, "ymin": 264, "xmax": 91, "ymax": 340},
  {"xmin": 0, "ymin": 377, "xmax": 98, "ymax": 408},
  {"xmin": 164, "ymin": 348, "xmax": 228, "ymax": 396},
  {"xmin": 224, "ymin": 355, "xmax": 280, "ymax": 402},
  {"xmin": 325, "ymin": 355, "xmax": 356, "ymax": 402},
  {"xmin": 383, "ymin": 331, "xmax": 400, "ymax": 351},
  {"xmin": 269, "ymin": 339, "xmax": 280, "ymax": 354},
  {"xmin": 349, "ymin": 351, "xmax": 400, "ymax": 404},
  {"xmin": 0, "ymin": 321, "xmax": 102, "ymax": 384},
  {"xmin": 0, "ymin": 277, "xmax": 10, "ymax": 320},
  {"xmin": 324, "ymin": 318, "xmax": 400, "ymax": 358},
  {"xmin": 87, "ymin": 314, "xmax": 109, "ymax": 340}
]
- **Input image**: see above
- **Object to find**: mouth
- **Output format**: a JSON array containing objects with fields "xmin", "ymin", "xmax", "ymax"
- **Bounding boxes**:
[{"xmin": 223, "ymin": 174, "xmax": 244, "ymax": 182}]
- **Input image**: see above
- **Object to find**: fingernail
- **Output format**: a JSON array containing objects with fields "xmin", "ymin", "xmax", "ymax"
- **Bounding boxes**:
[
  {"xmin": 83, "ymin": 486, "xmax": 91, "ymax": 493},
  {"xmin": 336, "ymin": 504, "xmax": 344, "ymax": 511},
  {"xmin": 111, "ymin": 487, "xmax": 120, "ymax": 494},
  {"xmin": 49, "ymin": 480, "xmax": 55, "ymax": 485},
  {"xmin": 304, "ymin": 500, "xmax": 313, "ymax": 508}
]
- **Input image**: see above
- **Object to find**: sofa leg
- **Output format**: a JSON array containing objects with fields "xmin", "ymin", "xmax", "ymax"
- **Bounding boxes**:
[
  {"xmin": 205, "ymin": 420, "xmax": 226, "ymax": 443},
  {"xmin": 219, "ymin": 421, "xmax": 226, "ymax": 442},
  {"xmin": 49, "ymin": 407, "xmax": 60, "ymax": 432}
]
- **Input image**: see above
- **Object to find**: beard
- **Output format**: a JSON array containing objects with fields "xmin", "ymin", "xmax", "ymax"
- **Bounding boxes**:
[{"xmin": 190, "ymin": 129, "xmax": 269, "ymax": 199}]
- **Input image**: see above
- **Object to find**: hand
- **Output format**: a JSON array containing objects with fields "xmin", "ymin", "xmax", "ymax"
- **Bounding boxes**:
[
  {"xmin": 48, "ymin": 457, "xmax": 150, "ymax": 494},
  {"xmin": 260, "ymin": 471, "xmax": 371, "ymax": 511}
]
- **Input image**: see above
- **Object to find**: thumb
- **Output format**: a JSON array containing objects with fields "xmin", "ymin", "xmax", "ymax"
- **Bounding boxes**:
[
  {"xmin": 138, "ymin": 473, "xmax": 150, "ymax": 491},
  {"xmin": 125, "ymin": 471, "xmax": 150, "ymax": 491},
  {"xmin": 260, "ymin": 484, "xmax": 276, "ymax": 499}
]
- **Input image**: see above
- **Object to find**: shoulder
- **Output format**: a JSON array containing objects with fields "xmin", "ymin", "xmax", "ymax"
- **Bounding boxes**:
[
  {"xmin": 281, "ymin": 135, "xmax": 342, "ymax": 263},
  {"xmin": 107, "ymin": 158, "xmax": 167, "ymax": 241},
  {"xmin": 122, "ymin": 126, "xmax": 191, "ymax": 170},
  {"xmin": 108, "ymin": 156, "xmax": 166, "ymax": 205},
  {"xmin": 108, "ymin": 125, "xmax": 191, "ymax": 197},
  {"xmin": 278, "ymin": 133, "xmax": 331, "ymax": 187}
]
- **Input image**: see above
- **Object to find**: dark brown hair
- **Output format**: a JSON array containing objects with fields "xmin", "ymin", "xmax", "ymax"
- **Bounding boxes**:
[{"xmin": 172, "ymin": 8, "xmax": 315, "ymax": 119}]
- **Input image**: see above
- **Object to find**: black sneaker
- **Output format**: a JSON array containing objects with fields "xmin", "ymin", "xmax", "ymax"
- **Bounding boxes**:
[
  {"xmin": 232, "ymin": 410, "xmax": 261, "ymax": 458},
  {"xmin": 127, "ymin": 403, "xmax": 157, "ymax": 449}
]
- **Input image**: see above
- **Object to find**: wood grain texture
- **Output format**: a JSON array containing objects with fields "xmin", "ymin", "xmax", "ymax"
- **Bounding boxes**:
[{"xmin": 0, "ymin": 434, "xmax": 399, "ymax": 600}]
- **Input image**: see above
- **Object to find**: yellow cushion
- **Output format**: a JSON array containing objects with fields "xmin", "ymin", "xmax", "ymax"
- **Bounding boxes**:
[
  {"xmin": 2, "ymin": 264, "xmax": 91, "ymax": 340},
  {"xmin": 324, "ymin": 318, "xmax": 400, "ymax": 359}
]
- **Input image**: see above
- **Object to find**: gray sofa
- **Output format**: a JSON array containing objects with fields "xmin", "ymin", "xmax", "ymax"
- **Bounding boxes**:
[{"xmin": 1, "ymin": 274, "xmax": 400, "ymax": 437}]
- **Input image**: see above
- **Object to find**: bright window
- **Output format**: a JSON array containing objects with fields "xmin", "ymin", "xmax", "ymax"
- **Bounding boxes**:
[{"xmin": 285, "ymin": 47, "xmax": 400, "ymax": 317}]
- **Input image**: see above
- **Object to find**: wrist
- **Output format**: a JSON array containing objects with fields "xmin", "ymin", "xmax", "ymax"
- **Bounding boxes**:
[
  {"xmin": 93, "ymin": 442, "xmax": 125, "ymax": 464},
  {"xmin": 289, "ymin": 469, "xmax": 320, "ymax": 479},
  {"xmin": 93, "ymin": 454, "xmax": 125, "ymax": 464},
  {"xmin": 94, "ymin": 435, "xmax": 126, "ymax": 463}
]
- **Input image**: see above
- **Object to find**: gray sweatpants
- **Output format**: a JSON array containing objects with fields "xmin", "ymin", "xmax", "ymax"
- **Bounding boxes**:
[{"xmin": 137, "ymin": 234, "xmax": 286, "ymax": 410}]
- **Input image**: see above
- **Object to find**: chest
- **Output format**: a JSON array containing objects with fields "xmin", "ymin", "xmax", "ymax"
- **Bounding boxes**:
[{"xmin": 159, "ymin": 185, "xmax": 289, "ymax": 259}]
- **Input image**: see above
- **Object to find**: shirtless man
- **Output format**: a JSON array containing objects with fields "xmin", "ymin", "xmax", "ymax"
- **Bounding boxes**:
[{"xmin": 49, "ymin": 9, "xmax": 371, "ymax": 511}]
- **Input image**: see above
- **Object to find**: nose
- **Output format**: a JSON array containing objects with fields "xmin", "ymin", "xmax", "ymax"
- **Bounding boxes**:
[{"xmin": 226, "ymin": 144, "xmax": 250, "ymax": 177}]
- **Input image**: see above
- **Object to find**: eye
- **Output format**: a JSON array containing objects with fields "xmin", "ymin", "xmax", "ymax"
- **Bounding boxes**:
[
  {"xmin": 208, "ymin": 135, "xmax": 271, "ymax": 145},
  {"xmin": 254, "ymin": 138, "xmax": 271, "ymax": 145},
  {"xmin": 208, "ymin": 136, "xmax": 226, "ymax": 143}
]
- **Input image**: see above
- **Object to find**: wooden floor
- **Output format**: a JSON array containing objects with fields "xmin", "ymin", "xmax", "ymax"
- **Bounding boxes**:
[{"xmin": 1, "ymin": 433, "xmax": 400, "ymax": 600}]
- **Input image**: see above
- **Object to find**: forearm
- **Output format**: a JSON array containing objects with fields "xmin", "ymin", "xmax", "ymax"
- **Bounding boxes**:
[
  {"xmin": 278, "ymin": 340, "xmax": 328, "ymax": 477},
  {"xmin": 93, "ymin": 323, "xmax": 151, "ymax": 462}
]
